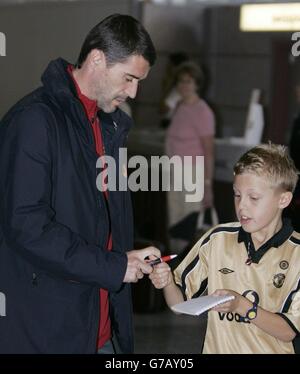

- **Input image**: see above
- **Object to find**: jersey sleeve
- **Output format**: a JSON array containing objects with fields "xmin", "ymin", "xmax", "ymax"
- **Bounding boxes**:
[
  {"xmin": 278, "ymin": 278, "xmax": 300, "ymax": 337},
  {"xmin": 173, "ymin": 228, "xmax": 213, "ymax": 300}
]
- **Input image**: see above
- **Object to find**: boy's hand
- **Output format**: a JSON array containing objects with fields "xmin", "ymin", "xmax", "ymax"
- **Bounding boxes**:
[
  {"xmin": 211, "ymin": 289, "xmax": 252, "ymax": 315},
  {"xmin": 149, "ymin": 262, "xmax": 172, "ymax": 289}
]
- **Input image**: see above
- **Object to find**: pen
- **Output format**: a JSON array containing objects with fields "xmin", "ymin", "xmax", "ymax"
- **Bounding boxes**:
[{"xmin": 148, "ymin": 254, "xmax": 178, "ymax": 266}]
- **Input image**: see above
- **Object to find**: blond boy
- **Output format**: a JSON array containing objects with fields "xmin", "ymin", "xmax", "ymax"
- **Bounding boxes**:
[{"xmin": 150, "ymin": 144, "xmax": 300, "ymax": 353}]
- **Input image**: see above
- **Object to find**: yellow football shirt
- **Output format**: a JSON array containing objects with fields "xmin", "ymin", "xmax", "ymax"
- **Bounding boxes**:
[{"xmin": 174, "ymin": 220, "xmax": 300, "ymax": 354}]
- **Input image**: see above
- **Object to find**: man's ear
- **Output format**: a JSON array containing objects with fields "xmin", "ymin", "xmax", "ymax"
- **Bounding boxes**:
[
  {"xmin": 278, "ymin": 191, "xmax": 293, "ymax": 209},
  {"xmin": 88, "ymin": 49, "xmax": 106, "ymax": 68}
]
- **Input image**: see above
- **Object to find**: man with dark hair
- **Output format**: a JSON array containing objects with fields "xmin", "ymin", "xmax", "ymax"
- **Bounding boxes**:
[
  {"xmin": 0, "ymin": 14, "xmax": 158, "ymax": 354},
  {"xmin": 77, "ymin": 13, "xmax": 156, "ymax": 68}
]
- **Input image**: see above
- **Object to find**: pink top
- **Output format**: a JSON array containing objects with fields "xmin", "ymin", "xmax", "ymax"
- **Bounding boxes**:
[{"xmin": 165, "ymin": 99, "xmax": 215, "ymax": 159}]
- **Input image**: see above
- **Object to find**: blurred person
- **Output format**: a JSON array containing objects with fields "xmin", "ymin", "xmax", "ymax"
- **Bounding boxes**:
[
  {"xmin": 0, "ymin": 14, "xmax": 160, "ymax": 354},
  {"xmin": 165, "ymin": 61, "xmax": 215, "ymax": 252},
  {"xmin": 159, "ymin": 52, "xmax": 189, "ymax": 128}
]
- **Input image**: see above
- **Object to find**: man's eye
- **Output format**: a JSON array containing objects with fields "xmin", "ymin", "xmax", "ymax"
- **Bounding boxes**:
[
  {"xmin": 126, "ymin": 77, "xmax": 133, "ymax": 82},
  {"xmin": 250, "ymin": 196, "xmax": 259, "ymax": 201},
  {"xmin": 233, "ymin": 194, "xmax": 240, "ymax": 198}
]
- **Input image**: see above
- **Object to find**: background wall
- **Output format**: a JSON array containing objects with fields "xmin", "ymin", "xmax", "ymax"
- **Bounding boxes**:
[
  {"xmin": 0, "ymin": 0, "xmax": 137, "ymax": 117},
  {"xmin": 133, "ymin": 2, "xmax": 207, "ymax": 129},
  {"xmin": 0, "ymin": 0, "xmax": 298, "ymax": 142},
  {"xmin": 135, "ymin": 3, "xmax": 298, "ymax": 142}
]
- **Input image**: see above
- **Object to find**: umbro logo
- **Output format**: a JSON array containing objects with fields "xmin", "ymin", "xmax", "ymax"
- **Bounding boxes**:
[{"xmin": 219, "ymin": 268, "xmax": 234, "ymax": 274}]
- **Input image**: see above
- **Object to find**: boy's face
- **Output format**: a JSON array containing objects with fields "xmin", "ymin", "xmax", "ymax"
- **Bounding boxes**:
[{"xmin": 233, "ymin": 172, "xmax": 291, "ymax": 234}]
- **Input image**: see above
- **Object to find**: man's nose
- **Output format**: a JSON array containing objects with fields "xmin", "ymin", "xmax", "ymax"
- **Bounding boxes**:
[{"xmin": 126, "ymin": 80, "xmax": 138, "ymax": 99}]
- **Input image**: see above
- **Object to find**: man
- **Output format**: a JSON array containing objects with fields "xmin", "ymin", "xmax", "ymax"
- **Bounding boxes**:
[{"xmin": 0, "ymin": 14, "xmax": 159, "ymax": 354}]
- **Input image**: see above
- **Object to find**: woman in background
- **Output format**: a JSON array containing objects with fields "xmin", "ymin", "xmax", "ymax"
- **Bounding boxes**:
[
  {"xmin": 159, "ymin": 52, "xmax": 189, "ymax": 128},
  {"xmin": 165, "ymin": 62, "xmax": 215, "ymax": 253}
]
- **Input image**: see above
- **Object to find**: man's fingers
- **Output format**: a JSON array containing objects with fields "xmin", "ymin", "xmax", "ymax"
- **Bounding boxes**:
[
  {"xmin": 147, "ymin": 254, "xmax": 158, "ymax": 261},
  {"xmin": 137, "ymin": 270, "xmax": 144, "ymax": 280},
  {"xmin": 139, "ymin": 246, "xmax": 161, "ymax": 260},
  {"xmin": 139, "ymin": 261, "xmax": 153, "ymax": 274},
  {"xmin": 124, "ymin": 247, "xmax": 164, "ymax": 283}
]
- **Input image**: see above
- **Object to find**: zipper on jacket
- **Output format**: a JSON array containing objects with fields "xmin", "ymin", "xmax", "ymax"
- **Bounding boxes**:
[
  {"xmin": 94, "ymin": 115, "xmax": 129, "ymax": 247},
  {"xmin": 92, "ymin": 115, "xmax": 110, "ymax": 249},
  {"xmin": 32, "ymin": 273, "xmax": 38, "ymax": 286}
]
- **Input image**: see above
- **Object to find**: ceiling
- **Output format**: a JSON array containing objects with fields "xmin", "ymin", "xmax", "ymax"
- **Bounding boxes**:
[
  {"xmin": 0, "ymin": 0, "xmax": 299, "ymax": 4},
  {"xmin": 147, "ymin": 0, "xmax": 300, "ymax": 4}
]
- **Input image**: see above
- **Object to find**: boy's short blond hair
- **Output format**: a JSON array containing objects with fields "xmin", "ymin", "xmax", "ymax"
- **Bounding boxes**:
[{"xmin": 234, "ymin": 143, "xmax": 299, "ymax": 193}]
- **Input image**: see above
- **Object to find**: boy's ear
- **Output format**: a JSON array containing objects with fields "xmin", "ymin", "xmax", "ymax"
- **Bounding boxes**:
[{"xmin": 278, "ymin": 191, "xmax": 293, "ymax": 209}]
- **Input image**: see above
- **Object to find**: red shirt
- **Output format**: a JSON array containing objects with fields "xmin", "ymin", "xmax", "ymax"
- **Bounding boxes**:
[{"xmin": 68, "ymin": 65, "xmax": 112, "ymax": 350}]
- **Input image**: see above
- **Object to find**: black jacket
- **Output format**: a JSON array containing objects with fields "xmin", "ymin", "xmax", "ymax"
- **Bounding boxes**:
[{"xmin": 0, "ymin": 58, "xmax": 134, "ymax": 353}]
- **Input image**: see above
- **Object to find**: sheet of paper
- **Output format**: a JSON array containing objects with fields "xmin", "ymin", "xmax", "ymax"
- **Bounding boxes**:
[{"xmin": 171, "ymin": 295, "xmax": 235, "ymax": 316}]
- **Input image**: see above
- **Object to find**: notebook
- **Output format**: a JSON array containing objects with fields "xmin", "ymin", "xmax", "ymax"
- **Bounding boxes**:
[{"xmin": 171, "ymin": 295, "xmax": 235, "ymax": 316}]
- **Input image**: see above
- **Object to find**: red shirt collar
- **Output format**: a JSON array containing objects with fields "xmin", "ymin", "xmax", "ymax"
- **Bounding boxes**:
[{"xmin": 67, "ymin": 64, "xmax": 99, "ymax": 122}]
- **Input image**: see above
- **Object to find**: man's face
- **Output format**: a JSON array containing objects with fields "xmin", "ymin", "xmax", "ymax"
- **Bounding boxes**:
[
  {"xmin": 92, "ymin": 54, "xmax": 150, "ymax": 113},
  {"xmin": 233, "ymin": 172, "xmax": 284, "ymax": 235}
]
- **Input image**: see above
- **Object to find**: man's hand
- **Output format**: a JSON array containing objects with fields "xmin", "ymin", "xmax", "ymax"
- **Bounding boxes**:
[{"xmin": 123, "ymin": 246, "xmax": 161, "ymax": 283}]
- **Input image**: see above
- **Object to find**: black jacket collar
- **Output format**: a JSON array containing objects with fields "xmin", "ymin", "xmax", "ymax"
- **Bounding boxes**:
[
  {"xmin": 238, "ymin": 218, "xmax": 294, "ymax": 264},
  {"xmin": 41, "ymin": 58, "xmax": 132, "ymax": 133}
]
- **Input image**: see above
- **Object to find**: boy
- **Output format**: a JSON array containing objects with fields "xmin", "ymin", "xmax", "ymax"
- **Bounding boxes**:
[{"xmin": 150, "ymin": 143, "xmax": 300, "ymax": 353}]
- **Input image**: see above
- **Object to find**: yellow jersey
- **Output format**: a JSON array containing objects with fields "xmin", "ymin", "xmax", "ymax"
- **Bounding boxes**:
[{"xmin": 174, "ymin": 220, "xmax": 300, "ymax": 354}]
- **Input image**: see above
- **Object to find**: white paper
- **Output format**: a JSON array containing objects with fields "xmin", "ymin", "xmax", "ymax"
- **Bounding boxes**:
[{"xmin": 171, "ymin": 295, "xmax": 235, "ymax": 316}]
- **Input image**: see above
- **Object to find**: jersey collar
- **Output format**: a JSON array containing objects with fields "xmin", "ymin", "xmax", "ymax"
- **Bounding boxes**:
[{"xmin": 238, "ymin": 218, "xmax": 294, "ymax": 264}]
